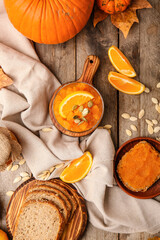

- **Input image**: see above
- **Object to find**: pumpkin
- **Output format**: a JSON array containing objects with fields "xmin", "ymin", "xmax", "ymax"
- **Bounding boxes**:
[
  {"xmin": 97, "ymin": 0, "xmax": 132, "ymax": 14},
  {"xmin": 4, "ymin": 0, "xmax": 94, "ymax": 44}
]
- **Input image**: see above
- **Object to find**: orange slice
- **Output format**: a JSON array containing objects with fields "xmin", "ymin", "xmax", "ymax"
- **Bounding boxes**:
[
  {"xmin": 59, "ymin": 91, "xmax": 94, "ymax": 118},
  {"xmin": 60, "ymin": 152, "xmax": 93, "ymax": 183},
  {"xmin": 0, "ymin": 229, "xmax": 9, "ymax": 240},
  {"xmin": 108, "ymin": 46, "xmax": 136, "ymax": 77},
  {"xmin": 108, "ymin": 72, "xmax": 145, "ymax": 95}
]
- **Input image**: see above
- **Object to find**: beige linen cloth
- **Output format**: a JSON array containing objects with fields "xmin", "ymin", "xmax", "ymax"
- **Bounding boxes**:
[{"xmin": 1, "ymin": 0, "xmax": 160, "ymax": 234}]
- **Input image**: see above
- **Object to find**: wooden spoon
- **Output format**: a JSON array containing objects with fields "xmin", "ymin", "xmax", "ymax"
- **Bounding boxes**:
[{"xmin": 49, "ymin": 55, "xmax": 104, "ymax": 137}]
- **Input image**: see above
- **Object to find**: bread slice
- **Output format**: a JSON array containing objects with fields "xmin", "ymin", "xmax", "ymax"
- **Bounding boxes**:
[
  {"xmin": 29, "ymin": 180, "xmax": 78, "ymax": 220},
  {"xmin": 117, "ymin": 141, "xmax": 160, "ymax": 192},
  {"xmin": 52, "ymin": 179, "xmax": 88, "ymax": 239},
  {"xmin": 25, "ymin": 190, "xmax": 70, "ymax": 223},
  {"xmin": 28, "ymin": 184, "xmax": 71, "ymax": 212},
  {"xmin": 13, "ymin": 200, "xmax": 65, "ymax": 240}
]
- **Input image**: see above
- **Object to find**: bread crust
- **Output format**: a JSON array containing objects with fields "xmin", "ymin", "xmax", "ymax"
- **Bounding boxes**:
[
  {"xmin": 13, "ymin": 200, "xmax": 65, "ymax": 240},
  {"xmin": 0, "ymin": 127, "xmax": 22, "ymax": 171},
  {"xmin": 29, "ymin": 180, "xmax": 78, "ymax": 220},
  {"xmin": 53, "ymin": 179, "xmax": 88, "ymax": 240},
  {"xmin": 27, "ymin": 184, "xmax": 72, "ymax": 211},
  {"xmin": 25, "ymin": 190, "xmax": 70, "ymax": 223}
]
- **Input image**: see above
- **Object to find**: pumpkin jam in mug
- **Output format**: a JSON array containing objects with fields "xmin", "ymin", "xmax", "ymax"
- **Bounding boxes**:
[{"xmin": 53, "ymin": 83, "xmax": 103, "ymax": 132}]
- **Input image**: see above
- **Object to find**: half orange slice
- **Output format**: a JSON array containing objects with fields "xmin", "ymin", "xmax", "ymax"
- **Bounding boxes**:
[
  {"xmin": 59, "ymin": 91, "xmax": 94, "ymax": 118},
  {"xmin": 108, "ymin": 72, "xmax": 145, "ymax": 95},
  {"xmin": 108, "ymin": 46, "xmax": 136, "ymax": 78},
  {"xmin": 60, "ymin": 152, "xmax": 93, "ymax": 183}
]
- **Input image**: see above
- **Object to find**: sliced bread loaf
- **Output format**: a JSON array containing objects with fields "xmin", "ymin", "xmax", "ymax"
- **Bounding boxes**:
[
  {"xmin": 28, "ymin": 184, "xmax": 71, "ymax": 213},
  {"xmin": 53, "ymin": 179, "xmax": 88, "ymax": 240},
  {"xmin": 25, "ymin": 190, "xmax": 70, "ymax": 222},
  {"xmin": 13, "ymin": 200, "xmax": 65, "ymax": 240},
  {"xmin": 29, "ymin": 180, "xmax": 78, "ymax": 220}
]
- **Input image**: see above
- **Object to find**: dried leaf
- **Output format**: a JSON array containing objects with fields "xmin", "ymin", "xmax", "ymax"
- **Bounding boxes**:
[
  {"xmin": 0, "ymin": 67, "xmax": 13, "ymax": 89},
  {"xmin": 94, "ymin": 0, "xmax": 152, "ymax": 38},
  {"xmin": 130, "ymin": 0, "xmax": 152, "ymax": 10},
  {"xmin": 93, "ymin": 4, "xmax": 108, "ymax": 27},
  {"xmin": 111, "ymin": 9, "xmax": 139, "ymax": 38}
]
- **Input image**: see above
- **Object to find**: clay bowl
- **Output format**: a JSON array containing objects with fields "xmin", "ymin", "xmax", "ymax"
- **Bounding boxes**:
[
  {"xmin": 49, "ymin": 55, "xmax": 104, "ymax": 137},
  {"xmin": 114, "ymin": 137, "xmax": 160, "ymax": 199}
]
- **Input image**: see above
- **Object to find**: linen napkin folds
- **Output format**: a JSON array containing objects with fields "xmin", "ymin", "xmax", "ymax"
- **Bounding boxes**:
[{"xmin": 1, "ymin": 0, "xmax": 160, "ymax": 234}]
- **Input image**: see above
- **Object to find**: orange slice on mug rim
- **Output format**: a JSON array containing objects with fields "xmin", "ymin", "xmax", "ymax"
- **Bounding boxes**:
[
  {"xmin": 108, "ymin": 72, "xmax": 145, "ymax": 95},
  {"xmin": 59, "ymin": 91, "xmax": 94, "ymax": 118},
  {"xmin": 60, "ymin": 152, "xmax": 93, "ymax": 183},
  {"xmin": 108, "ymin": 46, "xmax": 136, "ymax": 78}
]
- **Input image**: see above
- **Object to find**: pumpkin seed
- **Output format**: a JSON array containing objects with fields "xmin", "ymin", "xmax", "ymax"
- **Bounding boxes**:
[
  {"xmin": 148, "ymin": 125, "xmax": 154, "ymax": 135},
  {"xmin": 6, "ymin": 162, "xmax": 13, "ymax": 171},
  {"xmin": 104, "ymin": 125, "xmax": 112, "ymax": 130},
  {"xmin": 49, "ymin": 166, "xmax": 55, "ymax": 173},
  {"xmin": 42, "ymin": 128, "xmax": 52, "ymax": 132},
  {"xmin": 6, "ymin": 191, "xmax": 14, "ymax": 197},
  {"xmin": 72, "ymin": 105, "xmax": 78, "ymax": 111},
  {"xmin": 126, "ymin": 129, "xmax": 132, "ymax": 136},
  {"xmin": 37, "ymin": 170, "xmax": 49, "ymax": 179},
  {"xmin": 22, "ymin": 176, "xmax": 30, "ymax": 182},
  {"xmin": 145, "ymin": 119, "xmax": 153, "ymax": 126},
  {"xmin": 55, "ymin": 163, "xmax": 65, "ymax": 169},
  {"xmin": 78, "ymin": 120, "xmax": 84, "ymax": 126},
  {"xmin": 11, "ymin": 164, "xmax": 19, "ymax": 172},
  {"xmin": 156, "ymin": 82, "xmax": 160, "ymax": 88},
  {"xmin": 144, "ymin": 87, "xmax": 150, "ymax": 93},
  {"xmin": 156, "ymin": 137, "xmax": 160, "ymax": 141},
  {"xmin": 121, "ymin": 113, "xmax": 130, "ymax": 119},
  {"xmin": 20, "ymin": 172, "xmax": 30, "ymax": 177},
  {"xmin": 152, "ymin": 97, "xmax": 158, "ymax": 104},
  {"xmin": 37, "ymin": 173, "xmax": 46, "ymax": 180},
  {"xmin": 82, "ymin": 108, "xmax": 89, "ymax": 117},
  {"xmin": 41, "ymin": 170, "xmax": 50, "ymax": 175},
  {"xmin": 155, "ymin": 104, "xmax": 160, "ymax": 113},
  {"xmin": 87, "ymin": 100, "xmax": 93, "ymax": 108},
  {"xmin": 74, "ymin": 118, "xmax": 81, "ymax": 124},
  {"xmin": 82, "ymin": 117, "xmax": 87, "ymax": 122},
  {"xmin": 130, "ymin": 117, "xmax": 137, "ymax": 121},
  {"xmin": 13, "ymin": 176, "xmax": 22, "ymax": 184},
  {"xmin": 45, "ymin": 172, "xmax": 51, "ymax": 180},
  {"xmin": 19, "ymin": 158, "xmax": 26, "ymax": 165},
  {"xmin": 78, "ymin": 106, "xmax": 84, "ymax": 112},
  {"xmin": 152, "ymin": 119, "xmax": 158, "ymax": 125},
  {"xmin": 154, "ymin": 126, "xmax": 160, "ymax": 133},
  {"xmin": 73, "ymin": 115, "xmax": 79, "ymax": 119},
  {"xmin": 130, "ymin": 125, "xmax": 137, "ymax": 132},
  {"xmin": 138, "ymin": 109, "xmax": 145, "ymax": 119}
]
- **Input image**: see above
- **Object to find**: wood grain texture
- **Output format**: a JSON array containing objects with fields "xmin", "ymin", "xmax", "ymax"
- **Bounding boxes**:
[
  {"xmin": 76, "ymin": 18, "xmax": 119, "ymax": 239},
  {"xmin": 0, "ymin": 1, "xmax": 160, "ymax": 239},
  {"xmin": 76, "ymin": 18, "xmax": 118, "ymax": 147},
  {"xmin": 119, "ymin": 0, "xmax": 160, "ymax": 239},
  {"xmin": 6, "ymin": 179, "xmax": 88, "ymax": 240}
]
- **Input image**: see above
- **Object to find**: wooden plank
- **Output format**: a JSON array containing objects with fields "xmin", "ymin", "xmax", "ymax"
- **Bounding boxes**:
[
  {"xmin": 119, "ymin": 0, "xmax": 160, "ymax": 239},
  {"xmin": 82, "ymin": 223, "xmax": 119, "ymax": 240},
  {"xmin": 35, "ymin": 38, "xmax": 76, "ymax": 84},
  {"xmin": 120, "ymin": 232, "xmax": 156, "ymax": 240},
  {"xmin": 76, "ymin": 18, "xmax": 118, "ymax": 239},
  {"xmin": 76, "ymin": 18, "xmax": 118, "ymax": 147},
  {"xmin": 0, "ymin": 161, "xmax": 31, "ymax": 232}
]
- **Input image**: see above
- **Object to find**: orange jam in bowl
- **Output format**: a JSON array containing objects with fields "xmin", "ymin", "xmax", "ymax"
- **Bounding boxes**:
[{"xmin": 53, "ymin": 82, "xmax": 104, "ymax": 133}]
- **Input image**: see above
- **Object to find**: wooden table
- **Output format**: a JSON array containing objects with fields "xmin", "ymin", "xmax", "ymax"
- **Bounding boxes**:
[{"xmin": 0, "ymin": 0, "xmax": 160, "ymax": 239}]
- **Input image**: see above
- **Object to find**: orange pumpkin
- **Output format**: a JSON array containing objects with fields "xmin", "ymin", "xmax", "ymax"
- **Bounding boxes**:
[
  {"xmin": 4, "ymin": 0, "xmax": 94, "ymax": 44},
  {"xmin": 97, "ymin": 0, "xmax": 131, "ymax": 14}
]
